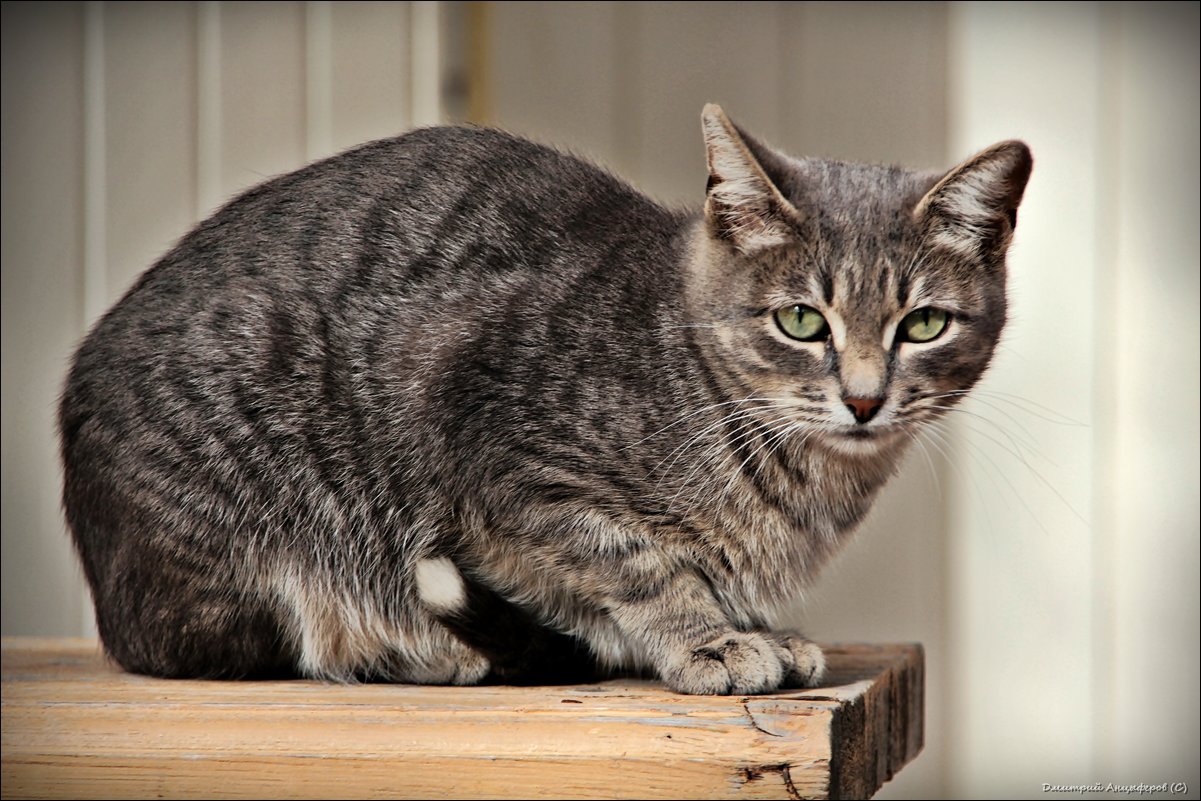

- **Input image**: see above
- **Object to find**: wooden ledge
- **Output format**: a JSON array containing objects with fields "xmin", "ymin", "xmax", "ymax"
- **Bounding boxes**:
[{"xmin": 1, "ymin": 638, "xmax": 922, "ymax": 799}]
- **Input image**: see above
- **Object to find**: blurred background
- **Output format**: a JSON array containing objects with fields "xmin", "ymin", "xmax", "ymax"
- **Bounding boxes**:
[{"xmin": 2, "ymin": 2, "xmax": 1197, "ymax": 797}]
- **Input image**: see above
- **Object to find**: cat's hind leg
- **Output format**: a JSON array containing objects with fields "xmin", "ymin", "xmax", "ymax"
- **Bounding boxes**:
[
  {"xmin": 273, "ymin": 567, "xmax": 490, "ymax": 685},
  {"xmin": 83, "ymin": 543, "xmax": 299, "ymax": 679}
]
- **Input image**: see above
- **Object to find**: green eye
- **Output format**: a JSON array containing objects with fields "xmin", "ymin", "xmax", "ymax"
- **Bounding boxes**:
[
  {"xmin": 774, "ymin": 305, "xmax": 829, "ymax": 342},
  {"xmin": 898, "ymin": 308, "xmax": 950, "ymax": 343}
]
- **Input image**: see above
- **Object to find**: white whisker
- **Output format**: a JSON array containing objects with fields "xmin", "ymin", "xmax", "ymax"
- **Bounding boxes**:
[{"xmin": 621, "ymin": 395, "xmax": 768, "ymax": 452}]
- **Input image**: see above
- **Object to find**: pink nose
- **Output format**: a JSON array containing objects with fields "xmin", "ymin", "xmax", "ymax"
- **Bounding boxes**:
[{"xmin": 844, "ymin": 397, "xmax": 883, "ymax": 424}]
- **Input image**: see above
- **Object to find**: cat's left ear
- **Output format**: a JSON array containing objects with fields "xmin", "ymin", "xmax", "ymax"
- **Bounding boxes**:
[
  {"xmin": 915, "ymin": 140, "xmax": 1033, "ymax": 260},
  {"xmin": 701, "ymin": 104, "xmax": 802, "ymax": 255}
]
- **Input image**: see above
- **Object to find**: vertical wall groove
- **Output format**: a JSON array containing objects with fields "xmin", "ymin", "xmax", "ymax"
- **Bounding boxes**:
[{"xmin": 610, "ymin": 1, "xmax": 639, "ymax": 181}]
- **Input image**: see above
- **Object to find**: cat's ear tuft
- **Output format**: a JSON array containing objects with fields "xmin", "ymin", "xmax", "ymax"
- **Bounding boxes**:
[
  {"xmin": 915, "ymin": 140, "xmax": 1033, "ymax": 260},
  {"xmin": 701, "ymin": 104, "xmax": 800, "ymax": 255}
]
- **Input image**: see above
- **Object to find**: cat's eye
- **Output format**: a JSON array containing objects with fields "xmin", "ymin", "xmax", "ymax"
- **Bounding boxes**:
[
  {"xmin": 897, "ymin": 308, "xmax": 950, "ymax": 343},
  {"xmin": 774, "ymin": 305, "xmax": 829, "ymax": 342}
]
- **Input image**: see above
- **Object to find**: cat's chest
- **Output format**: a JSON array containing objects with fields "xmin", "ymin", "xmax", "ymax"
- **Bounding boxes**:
[
  {"xmin": 704, "ymin": 508, "xmax": 846, "ymax": 625},
  {"xmin": 693, "ymin": 452, "xmax": 894, "ymax": 622}
]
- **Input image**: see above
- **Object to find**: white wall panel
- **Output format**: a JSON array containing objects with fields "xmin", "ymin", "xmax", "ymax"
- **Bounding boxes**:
[
  {"xmin": 947, "ymin": 4, "xmax": 1101, "ymax": 794},
  {"xmin": 329, "ymin": 2, "xmax": 412, "ymax": 153},
  {"xmin": 489, "ymin": 2, "xmax": 624, "ymax": 166},
  {"xmin": 948, "ymin": 1, "xmax": 1199, "ymax": 796},
  {"xmin": 1104, "ymin": 3, "xmax": 1199, "ymax": 785},
  {"xmin": 780, "ymin": 1, "xmax": 948, "ymax": 167},
  {"xmin": 616, "ymin": 1, "xmax": 788, "ymax": 205},
  {"xmin": 410, "ymin": 1, "xmax": 443, "ymax": 127},
  {"xmin": 218, "ymin": 2, "xmax": 308, "ymax": 200},
  {"xmin": 103, "ymin": 2, "xmax": 199, "ymax": 302}
]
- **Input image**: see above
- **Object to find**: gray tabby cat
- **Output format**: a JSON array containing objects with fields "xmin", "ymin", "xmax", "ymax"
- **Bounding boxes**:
[{"xmin": 59, "ymin": 104, "xmax": 1030, "ymax": 694}]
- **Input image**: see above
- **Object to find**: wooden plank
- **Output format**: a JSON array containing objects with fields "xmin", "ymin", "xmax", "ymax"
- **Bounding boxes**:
[{"xmin": 1, "ymin": 638, "xmax": 922, "ymax": 799}]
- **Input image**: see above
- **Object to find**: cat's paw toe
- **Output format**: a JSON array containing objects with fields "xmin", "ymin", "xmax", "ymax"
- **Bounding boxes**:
[
  {"xmin": 771, "ymin": 633, "xmax": 826, "ymax": 688},
  {"xmin": 663, "ymin": 632, "xmax": 787, "ymax": 695}
]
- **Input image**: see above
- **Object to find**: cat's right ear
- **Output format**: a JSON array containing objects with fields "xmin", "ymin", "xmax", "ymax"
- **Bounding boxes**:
[{"xmin": 701, "ymin": 104, "xmax": 801, "ymax": 255}]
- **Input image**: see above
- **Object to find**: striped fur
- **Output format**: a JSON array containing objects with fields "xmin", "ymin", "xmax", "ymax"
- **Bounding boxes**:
[{"xmin": 59, "ymin": 107, "xmax": 1030, "ymax": 693}]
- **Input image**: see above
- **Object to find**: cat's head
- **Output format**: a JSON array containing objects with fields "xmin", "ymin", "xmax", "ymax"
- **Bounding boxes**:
[{"xmin": 687, "ymin": 104, "xmax": 1032, "ymax": 457}]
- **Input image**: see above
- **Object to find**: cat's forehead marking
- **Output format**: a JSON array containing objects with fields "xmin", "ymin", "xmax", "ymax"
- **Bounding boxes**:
[
  {"xmin": 824, "ymin": 250, "xmax": 904, "ymax": 321},
  {"xmin": 791, "ymin": 194, "xmax": 929, "ymax": 327},
  {"xmin": 906, "ymin": 276, "xmax": 930, "ymax": 308},
  {"xmin": 804, "ymin": 273, "xmax": 829, "ymax": 307},
  {"xmin": 793, "ymin": 159, "xmax": 921, "ymax": 221},
  {"xmin": 880, "ymin": 275, "xmax": 931, "ymax": 350},
  {"xmin": 894, "ymin": 259, "xmax": 914, "ymax": 309}
]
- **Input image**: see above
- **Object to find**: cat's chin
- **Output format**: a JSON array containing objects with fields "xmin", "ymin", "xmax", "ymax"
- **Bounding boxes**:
[{"xmin": 820, "ymin": 426, "xmax": 907, "ymax": 459}]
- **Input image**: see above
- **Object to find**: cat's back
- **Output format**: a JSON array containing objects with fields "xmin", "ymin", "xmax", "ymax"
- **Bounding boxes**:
[
  {"xmin": 60, "ymin": 125, "xmax": 685, "ymax": 509},
  {"xmin": 112, "ymin": 125, "xmax": 666, "ymax": 302},
  {"xmin": 60, "ymin": 123, "xmax": 675, "ymax": 479},
  {"xmin": 64, "ymin": 125, "xmax": 677, "ymax": 408}
]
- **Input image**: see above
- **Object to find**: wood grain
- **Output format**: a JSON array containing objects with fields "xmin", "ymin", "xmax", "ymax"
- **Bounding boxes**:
[{"xmin": 1, "ymin": 638, "xmax": 922, "ymax": 799}]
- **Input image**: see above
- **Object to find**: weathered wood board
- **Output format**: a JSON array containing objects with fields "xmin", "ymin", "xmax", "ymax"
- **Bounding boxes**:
[{"xmin": 1, "ymin": 638, "xmax": 922, "ymax": 799}]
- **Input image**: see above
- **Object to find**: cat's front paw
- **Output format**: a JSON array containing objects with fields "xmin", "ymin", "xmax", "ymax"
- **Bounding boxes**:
[
  {"xmin": 661, "ymin": 632, "xmax": 790, "ymax": 695},
  {"xmin": 768, "ymin": 632, "xmax": 826, "ymax": 688}
]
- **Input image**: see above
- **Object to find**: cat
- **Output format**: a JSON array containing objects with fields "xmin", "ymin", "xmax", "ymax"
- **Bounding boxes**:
[{"xmin": 59, "ymin": 104, "xmax": 1031, "ymax": 694}]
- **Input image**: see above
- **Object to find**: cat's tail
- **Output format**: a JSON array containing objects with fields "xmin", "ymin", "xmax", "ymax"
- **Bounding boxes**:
[{"xmin": 414, "ymin": 557, "xmax": 598, "ymax": 685}]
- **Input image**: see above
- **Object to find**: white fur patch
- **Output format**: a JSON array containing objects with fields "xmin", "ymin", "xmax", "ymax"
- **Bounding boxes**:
[
  {"xmin": 415, "ymin": 557, "xmax": 466, "ymax": 614},
  {"xmin": 270, "ymin": 564, "xmax": 412, "ymax": 680}
]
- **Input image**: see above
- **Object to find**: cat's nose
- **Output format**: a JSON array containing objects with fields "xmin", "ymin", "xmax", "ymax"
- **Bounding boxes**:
[{"xmin": 844, "ymin": 397, "xmax": 883, "ymax": 424}]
